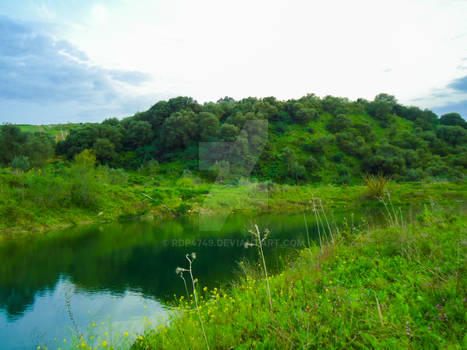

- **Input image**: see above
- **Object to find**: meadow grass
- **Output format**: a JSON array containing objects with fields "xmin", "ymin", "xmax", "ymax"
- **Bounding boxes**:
[
  {"xmin": 132, "ymin": 205, "xmax": 466, "ymax": 349},
  {"xmin": 0, "ymin": 162, "xmax": 465, "ymax": 237}
]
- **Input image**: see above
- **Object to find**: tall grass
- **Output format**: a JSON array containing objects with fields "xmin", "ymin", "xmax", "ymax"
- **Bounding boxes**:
[
  {"xmin": 364, "ymin": 173, "xmax": 389, "ymax": 198},
  {"xmin": 176, "ymin": 253, "xmax": 210, "ymax": 350},
  {"xmin": 244, "ymin": 224, "xmax": 273, "ymax": 311},
  {"xmin": 133, "ymin": 206, "xmax": 467, "ymax": 349}
]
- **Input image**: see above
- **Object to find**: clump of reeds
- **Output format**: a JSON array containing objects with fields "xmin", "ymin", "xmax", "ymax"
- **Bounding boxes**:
[
  {"xmin": 378, "ymin": 190, "xmax": 404, "ymax": 227},
  {"xmin": 364, "ymin": 173, "xmax": 389, "ymax": 198},
  {"xmin": 176, "ymin": 252, "xmax": 210, "ymax": 350},
  {"xmin": 244, "ymin": 224, "xmax": 273, "ymax": 311},
  {"xmin": 306, "ymin": 197, "xmax": 335, "ymax": 252}
]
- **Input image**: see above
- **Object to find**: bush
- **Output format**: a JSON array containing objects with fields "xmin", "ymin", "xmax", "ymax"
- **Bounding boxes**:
[
  {"xmin": 70, "ymin": 175, "xmax": 98, "ymax": 208},
  {"xmin": 364, "ymin": 173, "xmax": 389, "ymax": 198},
  {"xmin": 11, "ymin": 156, "xmax": 31, "ymax": 171}
]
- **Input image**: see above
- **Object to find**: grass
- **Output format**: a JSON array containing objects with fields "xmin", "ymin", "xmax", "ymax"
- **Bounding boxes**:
[
  {"xmin": 0, "ymin": 162, "xmax": 466, "ymax": 237},
  {"xmin": 132, "ymin": 205, "xmax": 467, "ymax": 349},
  {"xmin": 364, "ymin": 173, "xmax": 389, "ymax": 198}
]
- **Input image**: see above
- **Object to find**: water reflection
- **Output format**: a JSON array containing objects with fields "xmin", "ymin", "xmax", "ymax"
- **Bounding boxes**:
[{"xmin": 0, "ymin": 209, "xmax": 390, "ymax": 349}]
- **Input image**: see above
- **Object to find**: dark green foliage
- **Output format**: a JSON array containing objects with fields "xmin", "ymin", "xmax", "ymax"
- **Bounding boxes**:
[
  {"xmin": 0, "ymin": 125, "xmax": 54, "ymax": 168},
  {"xmin": 326, "ymin": 114, "xmax": 352, "ymax": 133},
  {"xmin": 362, "ymin": 143, "xmax": 406, "ymax": 177},
  {"xmin": 440, "ymin": 113, "xmax": 467, "ymax": 128},
  {"xmin": 304, "ymin": 156, "xmax": 319, "ymax": 172},
  {"xmin": 197, "ymin": 112, "xmax": 219, "ymax": 141},
  {"xmin": 6, "ymin": 93, "xmax": 464, "ymax": 184},
  {"xmin": 219, "ymin": 123, "xmax": 239, "ymax": 141},
  {"xmin": 366, "ymin": 93, "xmax": 397, "ymax": 126},
  {"xmin": 11, "ymin": 156, "xmax": 30, "ymax": 171},
  {"xmin": 436, "ymin": 125, "xmax": 466, "ymax": 146}
]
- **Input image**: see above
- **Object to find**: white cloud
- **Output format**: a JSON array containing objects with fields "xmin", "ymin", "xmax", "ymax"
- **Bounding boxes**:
[{"xmin": 2, "ymin": 0, "xmax": 467, "ymax": 121}]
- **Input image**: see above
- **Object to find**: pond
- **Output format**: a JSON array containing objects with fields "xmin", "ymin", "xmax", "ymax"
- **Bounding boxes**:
[{"xmin": 0, "ymin": 207, "xmax": 395, "ymax": 349}]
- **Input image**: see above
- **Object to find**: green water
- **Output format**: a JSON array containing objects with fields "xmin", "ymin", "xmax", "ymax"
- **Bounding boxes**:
[{"xmin": 0, "ymin": 209, "xmax": 391, "ymax": 349}]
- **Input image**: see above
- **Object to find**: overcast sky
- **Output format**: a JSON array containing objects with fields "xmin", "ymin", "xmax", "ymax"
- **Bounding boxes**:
[{"xmin": 1, "ymin": 0, "xmax": 466, "ymax": 124}]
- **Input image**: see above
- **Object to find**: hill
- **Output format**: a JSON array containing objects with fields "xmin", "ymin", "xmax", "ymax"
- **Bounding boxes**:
[{"xmin": 49, "ymin": 93, "xmax": 466, "ymax": 184}]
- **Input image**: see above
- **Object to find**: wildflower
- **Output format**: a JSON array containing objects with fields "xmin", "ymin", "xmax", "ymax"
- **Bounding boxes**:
[
  {"xmin": 102, "ymin": 340, "xmax": 108, "ymax": 347},
  {"xmin": 203, "ymin": 286, "xmax": 208, "ymax": 292},
  {"xmin": 191, "ymin": 252, "xmax": 197, "ymax": 259},
  {"xmin": 124, "ymin": 332, "xmax": 128, "ymax": 337}
]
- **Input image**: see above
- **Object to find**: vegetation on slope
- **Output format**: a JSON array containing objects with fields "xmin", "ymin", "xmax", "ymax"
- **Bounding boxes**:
[
  {"xmin": 1, "ymin": 94, "xmax": 466, "ymax": 185},
  {"xmin": 1, "ymin": 153, "xmax": 465, "ymax": 235},
  {"xmin": 132, "ymin": 206, "xmax": 467, "ymax": 349},
  {"xmin": 1, "ymin": 93, "xmax": 465, "ymax": 234}
]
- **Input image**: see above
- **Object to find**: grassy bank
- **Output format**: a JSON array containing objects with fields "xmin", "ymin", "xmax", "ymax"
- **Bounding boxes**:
[
  {"xmin": 132, "ymin": 206, "xmax": 466, "ymax": 349},
  {"xmin": 0, "ymin": 162, "xmax": 466, "ymax": 236}
]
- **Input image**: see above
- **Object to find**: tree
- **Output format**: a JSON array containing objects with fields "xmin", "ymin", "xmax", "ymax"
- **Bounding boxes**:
[
  {"xmin": 440, "ymin": 113, "xmax": 467, "ymax": 129},
  {"xmin": 197, "ymin": 112, "xmax": 219, "ymax": 141},
  {"xmin": 123, "ymin": 120, "xmax": 153, "ymax": 149},
  {"xmin": 219, "ymin": 123, "xmax": 238, "ymax": 142},
  {"xmin": 93, "ymin": 138, "xmax": 117, "ymax": 163},
  {"xmin": 327, "ymin": 114, "xmax": 352, "ymax": 133},
  {"xmin": 0, "ymin": 124, "xmax": 27, "ymax": 165},
  {"xmin": 366, "ymin": 93, "xmax": 397, "ymax": 126},
  {"xmin": 24, "ymin": 132, "xmax": 54, "ymax": 167},
  {"xmin": 161, "ymin": 111, "xmax": 196, "ymax": 149},
  {"xmin": 436, "ymin": 125, "xmax": 467, "ymax": 146}
]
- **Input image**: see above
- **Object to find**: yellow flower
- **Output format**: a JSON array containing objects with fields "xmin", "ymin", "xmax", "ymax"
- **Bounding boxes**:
[
  {"xmin": 102, "ymin": 340, "xmax": 108, "ymax": 347},
  {"xmin": 203, "ymin": 286, "xmax": 208, "ymax": 292},
  {"xmin": 124, "ymin": 332, "xmax": 129, "ymax": 337}
]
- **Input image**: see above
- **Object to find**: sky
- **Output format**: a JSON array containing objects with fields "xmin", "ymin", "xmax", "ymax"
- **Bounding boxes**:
[{"xmin": 0, "ymin": 0, "xmax": 466, "ymax": 124}]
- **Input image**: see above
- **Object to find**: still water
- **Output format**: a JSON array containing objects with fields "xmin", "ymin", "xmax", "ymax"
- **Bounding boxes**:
[{"xmin": 0, "ymin": 209, "xmax": 388, "ymax": 349}]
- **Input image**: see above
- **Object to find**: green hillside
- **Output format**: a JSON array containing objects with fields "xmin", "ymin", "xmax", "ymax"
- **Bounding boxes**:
[
  {"xmin": 1, "ymin": 93, "xmax": 466, "ymax": 234},
  {"xmin": 50, "ymin": 94, "xmax": 466, "ymax": 184}
]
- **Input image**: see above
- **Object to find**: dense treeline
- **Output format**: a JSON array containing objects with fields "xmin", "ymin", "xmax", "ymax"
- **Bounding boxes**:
[
  {"xmin": 0, "ymin": 125, "xmax": 55, "ymax": 170},
  {"xmin": 1, "ymin": 94, "xmax": 466, "ymax": 183}
]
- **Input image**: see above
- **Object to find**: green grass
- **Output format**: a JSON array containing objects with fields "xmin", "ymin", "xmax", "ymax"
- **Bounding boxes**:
[
  {"xmin": 16, "ymin": 123, "xmax": 81, "ymax": 141},
  {"xmin": 132, "ymin": 206, "xmax": 467, "ymax": 349},
  {"xmin": 0, "ymin": 163, "xmax": 466, "ymax": 237}
]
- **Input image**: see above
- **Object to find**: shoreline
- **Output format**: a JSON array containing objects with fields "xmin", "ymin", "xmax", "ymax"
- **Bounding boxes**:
[{"xmin": 1, "ymin": 181, "xmax": 465, "ymax": 240}]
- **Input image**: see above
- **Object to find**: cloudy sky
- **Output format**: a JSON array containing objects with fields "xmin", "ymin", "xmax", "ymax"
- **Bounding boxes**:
[{"xmin": 0, "ymin": 0, "xmax": 466, "ymax": 124}]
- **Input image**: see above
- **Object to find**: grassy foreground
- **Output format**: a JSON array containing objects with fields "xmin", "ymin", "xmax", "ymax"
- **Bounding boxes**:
[{"xmin": 132, "ymin": 206, "xmax": 466, "ymax": 349}]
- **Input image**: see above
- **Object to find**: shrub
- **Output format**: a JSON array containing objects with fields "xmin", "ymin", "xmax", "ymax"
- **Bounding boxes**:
[
  {"xmin": 364, "ymin": 173, "xmax": 389, "ymax": 198},
  {"xmin": 11, "ymin": 156, "xmax": 31, "ymax": 171}
]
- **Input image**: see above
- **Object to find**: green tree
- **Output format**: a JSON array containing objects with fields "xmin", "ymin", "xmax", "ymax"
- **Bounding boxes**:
[
  {"xmin": 436, "ymin": 125, "xmax": 467, "ymax": 146},
  {"xmin": 219, "ymin": 123, "xmax": 239, "ymax": 142},
  {"xmin": 366, "ymin": 93, "xmax": 397, "ymax": 126},
  {"xmin": 197, "ymin": 112, "xmax": 219, "ymax": 141},
  {"xmin": 440, "ymin": 113, "xmax": 467, "ymax": 129},
  {"xmin": 93, "ymin": 138, "xmax": 117, "ymax": 163}
]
